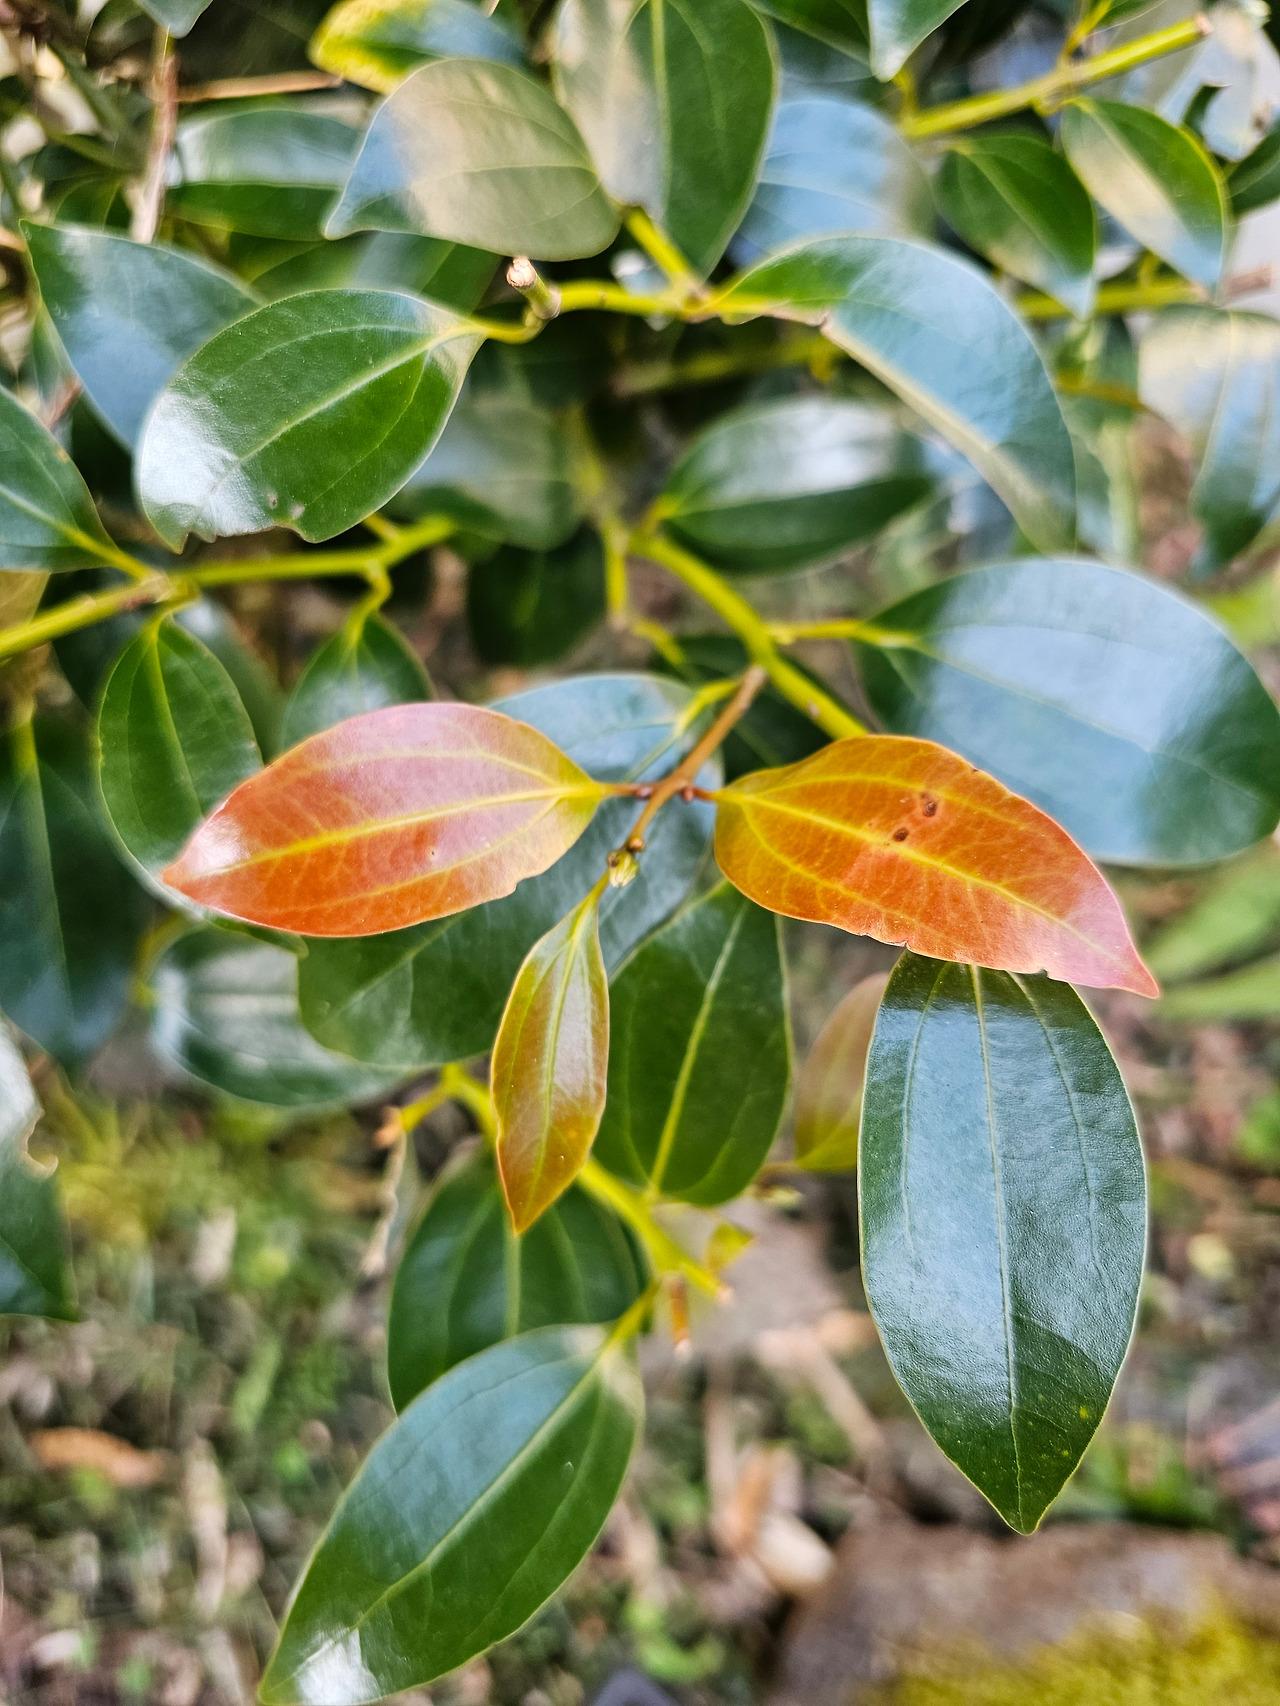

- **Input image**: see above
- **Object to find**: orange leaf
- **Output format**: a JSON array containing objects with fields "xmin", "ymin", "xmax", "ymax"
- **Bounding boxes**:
[
  {"xmin": 714, "ymin": 737, "xmax": 1157, "ymax": 996},
  {"xmin": 494, "ymin": 887, "xmax": 609, "ymax": 1234},
  {"xmin": 162, "ymin": 703, "xmax": 610, "ymax": 935},
  {"xmin": 794, "ymin": 972, "xmax": 889, "ymax": 1172}
]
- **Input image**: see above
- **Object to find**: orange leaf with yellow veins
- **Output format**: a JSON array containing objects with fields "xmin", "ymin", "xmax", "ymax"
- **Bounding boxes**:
[
  {"xmin": 714, "ymin": 737, "xmax": 1157, "ymax": 996},
  {"xmin": 162, "ymin": 703, "xmax": 611, "ymax": 936},
  {"xmin": 494, "ymin": 887, "xmax": 609, "ymax": 1234}
]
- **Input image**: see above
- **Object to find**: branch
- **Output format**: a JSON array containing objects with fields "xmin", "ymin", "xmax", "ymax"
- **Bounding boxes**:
[
  {"xmin": 131, "ymin": 26, "xmax": 177, "ymax": 245},
  {"xmin": 0, "ymin": 573, "xmax": 191, "ymax": 663}
]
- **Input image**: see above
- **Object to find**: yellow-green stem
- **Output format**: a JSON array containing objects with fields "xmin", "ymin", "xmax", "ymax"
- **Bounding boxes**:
[
  {"xmin": 624, "ymin": 208, "xmax": 705, "ymax": 299},
  {"xmin": 900, "ymin": 14, "xmax": 1209, "ymax": 137},
  {"xmin": 1017, "ymin": 276, "xmax": 1204, "ymax": 319},
  {"xmin": 189, "ymin": 514, "xmax": 455, "ymax": 587},
  {"xmin": 768, "ymin": 617, "xmax": 915, "ymax": 647},
  {"xmin": 0, "ymin": 572, "xmax": 191, "ymax": 663},
  {"xmin": 631, "ymin": 528, "xmax": 867, "ymax": 740},
  {"xmin": 578, "ymin": 1159, "xmax": 726, "ymax": 1299}
]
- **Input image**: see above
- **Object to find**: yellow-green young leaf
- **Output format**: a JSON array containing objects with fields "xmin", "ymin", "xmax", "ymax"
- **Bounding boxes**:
[
  {"xmin": 494, "ymin": 887, "xmax": 609, "ymax": 1233},
  {"xmin": 793, "ymin": 971, "xmax": 888, "ymax": 1171}
]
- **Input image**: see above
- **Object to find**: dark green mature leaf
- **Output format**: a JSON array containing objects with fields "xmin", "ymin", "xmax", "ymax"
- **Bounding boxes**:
[
  {"xmin": 260, "ymin": 1324, "xmax": 643, "ymax": 1704},
  {"xmin": 750, "ymin": 0, "xmax": 868, "ymax": 54},
  {"xmin": 467, "ymin": 527, "xmax": 606, "ymax": 665},
  {"xmin": 1056, "ymin": 316, "xmax": 1141, "ymax": 563},
  {"xmin": 658, "ymin": 633, "xmax": 827, "ymax": 779},
  {"xmin": 150, "ymin": 928, "xmax": 406, "ymax": 1109},
  {"xmin": 98, "ymin": 616, "xmax": 262, "ymax": 882},
  {"xmin": 856, "ymin": 556, "xmax": 1280, "ymax": 865},
  {"xmin": 861, "ymin": 952, "xmax": 1145, "ymax": 1533},
  {"xmin": 1229, "ymin": 120, "xmax": 1280, "ymax": 213},
  {"xmin": 1139, "ymin": 306, "xmax": 1280, "ymax": 572},
  {"xmin": 1145, "ymin": 842, "xmax": 1280, "ymax": 985},
  {"xmin": 735, "ymin": 92, "xmax": 931, "ymax": 262},
  {"xmin": 24, "ymin": 223, "xmax": 258, "ymax": 450},
  {"xmin": 281, "ymin": 611, "xmax": 430, "ymax": 748},
  {"xmin": 594, "ymin": 882, "xmax": 790, "ymax": 1205},
  {"xmin": 394, "ymin": 386, "xmax": 583, "ymax": 549},
  {"xmin": 935, "ymin": 133, "xmax": 1096, "ymax": 319},
  {"xmin": 169, "ymin": 108, "xmax": 361, "ymax": 240},
  {"xmin": 138, "ymin": 0, "xmax": 211, "ymax": 35},
  {"xmin": 297, "ymin": 674, "xmax": 719, "ymax": 1067},
  {"xmin": 312, "ymin": 0, "xmax": 523, "ymax": 91},
  {"xmin": 659, "ymin": 395, "xmax": 930, "ymax": 574},
  {"xmin": 552, "ymin": 0, "xmax": 775, "ymax": 277},
  {"xmin": 1058, "ymin": 99, "xmax": 1227, "ymax": 291},
  {"xmin": 248, "ymin": 231, "xmax": 496, "ymax": 310},
  {"xmin": 0, "ymin": 1024, "xmax": 74, "ymax": 1319},
  {"xmin": 328, "ymin": 59, "xmax": 619, "ymax": 260},
  {"xmin": 177, "ymin": 600, "xmax": 286, "ymax": 759},
  {"xmin": 137, "ymin": 289, "xmax": 481, "ymax": 549},
  {"xmin": 387, "ymin": 1147, "xmax": 644, "ymax": 1409},
  {"xmin": 0, "ymin": 386, "xmax": 116, "ymax": 572},
  {"xmin": 719, "ymin": 235, "xmax": 1077, "ymax": 552},
  {"xmin": 0, "ymin": 715, "xmax": 149, "ymax": 1069},
  {"xmin": 867, "ymin": 0, "xmax": 964, "ymax": 79}
]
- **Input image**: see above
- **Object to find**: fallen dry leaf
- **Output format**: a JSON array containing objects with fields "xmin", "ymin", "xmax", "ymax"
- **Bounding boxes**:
[{"xmin": 29, "ymin": 1427, "xmax": 169, "ymax": 1488}]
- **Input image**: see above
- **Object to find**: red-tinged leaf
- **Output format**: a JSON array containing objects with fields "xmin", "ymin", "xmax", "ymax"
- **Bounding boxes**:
[
  {"xmin": 714, "ymin": 737, "xmax": 1157, "ymax": 996},
  {"xmin": 494, "ymin": 888, "xmax": 609, "ymax": 1234},
  {"xmin": 162, "ymin": 703, "xmax": 610, "ymax": 936},
  {"xmin": 794, "ymin": 971, "xmax": 889, "ymax": 1172}
]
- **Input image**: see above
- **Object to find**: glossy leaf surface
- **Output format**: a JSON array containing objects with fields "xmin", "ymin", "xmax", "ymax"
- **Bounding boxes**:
[
  {"xmin": 138, "ymin": 0, "xmax": 211, "ymax": 33},
  {"xmin": 0, "ymin": 716, "xmax": 148, "ymax": 1069},
  {"xmin": 98, "ymin": 618, "xmax": 262, "ymax": 881},
  {"xmin": 552, "ymin": 0, "xmax": 775, "ymax": 277},
  {"xmin": 150, "ymin": 928, "xmax": 405, "ymax": 1109},
  {"xmin": 0, "ymin": 385, "xmax": 115, "ymax": 573},
  {"xmin": 137, "ymin": 289, "xmax": 481, "ymax": 549},
  {"xmin": 1139, "ymin": 306, "xmax": 1280, "ymax": 572},
  {"xmin": 1229, "ymin": 121, "xmax": 1280, "ymax": 214},
  {"xmin": 250, "ymin": 232, "xmax": 495, "ymax": 312},
  {"xmin": 935, "ymin": 133, "xmax": 1096, "ymax": 319},
  {"xmin": 328, "ymin": 59, "xmax": 619, "ymax": 261},
  {"xmin": 164, "ymin": 701, "xmax": 608, "ymax": 936},
  {"xmin": 735, "ymin": 91, "xmax": 931, "ymax": 261},
  {"xmin": 494, "ymin": 889, "xmax": 609, "ymax": 1232},
  {"xmin": 177, "ymin": 600, "xmax": 285, "ymax": 760},
  {"xmin": 25, "ymin": 223, "xmax": 259, "ymax": 450},
  {"xmin": 170, "ymin": 109, "xmax": 360, "ymax": 240},
  {"xmin": 296, "ymin": 675, "xmax": 718, "ymax": 1066},
  {"xmin": 751, "ymin": 0, "xmax": 868, "ymax": 54},
  {"xmin": 860, "ymin": 952, "xmax": 1145, "ymax": 1532},
  {"xmin": 1059, "ymin": 99, "xmax": 1227, "ymax": 291},
  {"xmin": 387, "ymin": 1147, "xmax": 644, "ymax": 1408},
  {"xmin": 867, "ymin": 0, "xmax": 964, "ymax": 78},
  {"xmin": 311, "ymin": 0, "xmax": 524, "ymax": 92},
  {"xmin": 261, "ymin": 1325, "xmax": 642, "ymax": 1704},
  {"xmin": 856, "ymin": 558, "xmax": 1280, "ymax": 865},
  {"xmin": 467, "ymin": 528, "xmax": 606, "ymax": 666},
  {"xmin": 398, "ymin": 387, "xmax": 583, "ymax": 549},
  {"xmin": 793, "ymin": 970, "xmax": 887, "ymax": 1171},
  {"xmin": 0, "ymin": 1025, "xmax": 74, "ymax": 1319},
  {"xmin": 714, "ymin": 737, "xmax": 1157, "ymax": 995},
  {"xmin": 594, "ymin": 882, "xmax": 790, "ymax": 1205},
  {"xmin": 719, "ymin": 235, "xmax": 1076, "ymax": 552},
  {"xmin": 660, "ymin": 395, "xmax": 930, "ymax": 574},
  {"xmin": 281, "ymin": 612, "xmax": 430, "ymax": 749}
]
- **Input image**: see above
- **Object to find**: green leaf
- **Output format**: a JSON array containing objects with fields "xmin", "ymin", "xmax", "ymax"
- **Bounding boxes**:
[
  {"xmin": 281, "ymin": 611, "xmax": 430, "ymax": 748},
  {"xmin": 248, "ymin": 231, "xmax": 496, "ymax": 311},
  {"xmin": 1055, "ymin": 316, "xmax": 1141, "ymax": 563},
  {"xmin": 0, "ymin": 384, "xmax": 116, "ymax": 572},
  {"xmin": 297, "ymin": 674, "xmax": 719, "ymax": 1067},
  {"xmin": 0, "ymin": 1024, "xmax": 74, "ymax": 1319},
  {"xmin": 719, "ymin": 235, "xmax": 1077, "ymax": 552},
  {"xmin": 387, "ymin": 1147, "xmax": 644, "ymax": 1409},
  {"xmin": 149, "ymin": 927, "xmax": 406, "ymax": 1109},
  {"xmin": 311, "ymin": 0, "xmax": 524, "ymax": 92},
  {"xmin": 260, "ymin": 1323, "xmax": 643, "ymax": 1704},
  {"xmin": 1139, "ymin": 305, "xmax": 1280, "ymax": 572},
  {"xmin": 659, "ymin": 395, "xmax": 930, "ymax": 574},
  {"xmin": 169, "ymin": 109, "xmax": 361, "ymax": 240},
  {"xmin": 934, "ymin": 132, "xmax": 1096, "ymax": 319},
  {"xmin": 749, "ymin": 0, "xmax": 868, "ymax": 55},
  {"xmin": 1159, "ymin": 952, "xmax": 1280, "ymax": 1020},
  {"xmin": 866, "ymin": 0, "xmax": 965, "ymax": 79},
  {"xmin": 860, "ymin": 952, "xmax": 1145, "ymax": 1533},
  {"xmin": 138, "ymin": 0, "xmax": 211, "ymax": 36},
  {"xmin": 594, "ymin": 882, "xmax": 790, "ymax": 1206},
  {"xmin": 1058, "ymin": 99, "xmax": 1228, "ymax": 291},
  {"xmin": 1145, "ymin": 843, "xmax": 1280, "ymax": 985},
  {"xmin": 395, "ymin": 385, "xmax": 583, "ymax": 549},
  {"xmin": 328, "ymin": 59, "xmax": 619, "ymax": 261},
  {"xmin": 97, "ymin": 617, "xmax": 262, "ymax": 885},
  {"xmin": 24, "ymin": 222, "xmax": 259, "ymax": 450},
  {"xmin": 552, "ymin": 0, "xmax": 775, "ymax": 278},
  {"xmin": 657, "ymin": 633, "xmax": 827, "ymax": 779},
  {"xmin": 793, "ymin": 970, "xmax": 886, "ymax": 1172},
  {"xmin": 735, "ymin": 91, "xmax": 931, "ymax": 261},
  {"xmin": 176, "ymin": 600, "xmax": 286, "ymax": 760},
  {"xmin": 0, "ymin": 714, "xmax": 149, "ymax": 1069},
  {"xmin": 467, "ymin": 527, "xmax": 606, "ymax": 666},
  {"xmin": 137, "ymin": 289, "xmax": 481, "ymax": 549},
  {"xmin": 858, "ymin": 556, "xmax": 1280, "ymax": 866},
  {"xmin": 1229, "ymin": 120, "xmax": 1280, "ymax": 214}
]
